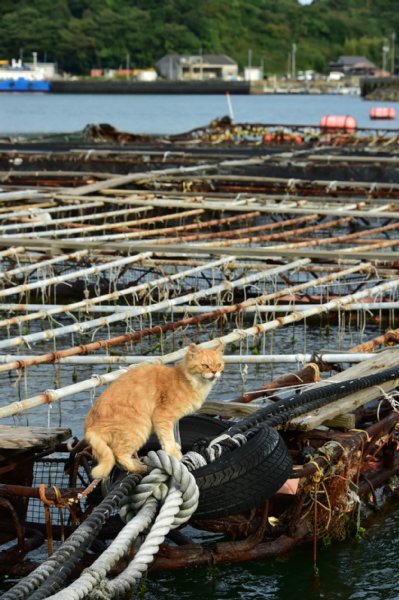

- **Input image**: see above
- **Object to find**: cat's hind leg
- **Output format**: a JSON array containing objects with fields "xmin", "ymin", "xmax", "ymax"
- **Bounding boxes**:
[
  {"xmin": 85, "ymin": 430, "xmax": 115, "ymax": 479},
  {"xmin": 113, "ymin": 427, "xmax": 150, "ymax": 474},
  {"xmin": 115, "ymin": 453, "xmax": 148, "ymax": 474}
]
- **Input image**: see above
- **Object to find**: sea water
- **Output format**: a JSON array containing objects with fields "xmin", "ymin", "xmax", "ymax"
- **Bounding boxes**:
[
  {"xmin": 0, "ymin": 93, "xmax": 398, "ymax": 599},
  {"xmin": 1, "ymin": 92, "xmax": 399, "ymax": 136}
]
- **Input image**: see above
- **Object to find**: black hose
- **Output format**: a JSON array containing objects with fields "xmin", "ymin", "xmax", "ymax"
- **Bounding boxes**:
[
  {"xmin": 227, "ymin": 364, "xmax": 399, "ymax": 435},
  {"xmin": 1, "ymin": 473, "xmax": 140, "ymax": 600}
]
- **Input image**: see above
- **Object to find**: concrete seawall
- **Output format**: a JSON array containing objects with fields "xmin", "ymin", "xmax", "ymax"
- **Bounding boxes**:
[
  {"xmin": 360, "ymin": 76, "xmax": 399, "ymax": 101},
  {"xmin": 51, "ymin": 79, "xmax": 254, "ymax": 95}
]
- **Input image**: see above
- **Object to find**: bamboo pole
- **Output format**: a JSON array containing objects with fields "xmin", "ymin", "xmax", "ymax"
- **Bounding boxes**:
[
  {"xmin": 0, "ymin": 208, "xmax": 212, "ymax": 240},
  {"xmin": 0, "ymin": 251, "xmax": 153, "ymax": 299},
  {"xmin": 193, "ymin": 216, "xmax": 351, "ymax": 248},
  {"xmin": 33, "ymin": 210, "xmax": 261, "ymax": 243},
  {"xmin": 0, "ymin": 249, "xmax": 90, "ymax": 281},
  {"xmin": 79, "ymin": 301, "xmax": 394, "ymax": 314},
  {"xmin": 0, "ymin": 204, "xmax": 154, "ymax": 233},
  {"xmin": 0, "ymin": 190, "xmax": 44, "ymax": 202},
  {"xmin": 0, "ymin": 201, "xmax": 56, "ymax": 215},
  {"xmin": 102, "ymin": 195, "xmax": 399, "ymax": 220},
  {"xmin": 159, "ymin": 172, "xmax": 399, "ymax": 194},
  {"xmin": 0, "ymin": 246, "xmax": 25, "ymax": 258},
  {"xmin": 0, "ymin": 261, "xmax": 369, "ymax": 373},
  {"xmin": 0, "ymin": 353, "xmax": 376, "ymax": 366},
  {"xmin": 1, "ymin": 300, "xmax": 396, "ymax": 315},
  {"xmin": 1, "ymin": 276, "xmax": 398, "ymax": 420},
  {"xmin": 61, "ymin": 163, "xmax": 219, "ymax": 196},
  {"xmin": 1, "ymin": 235, "xmax": 394, "ymax": 262},
  {"xmin": 146, "ymin": 213, "xmax": 316, "ymax": 244},
  {"xmin": 0, "ymin": 201, "xmax": 104, "ymax": 224},
  {"xmin": 101, "ymin": 187, "xmax": 399, "ymax": 206},
  {"xmin": 0, "ymin": 258, "xmax": 308, "ymax": 349},
  {"xmin": 0, "ymin": 255, "xmax": 232, "ymax": 330},
  {"xmin": 148, "ymin": 212, "xmax": 317, "ymax": 244}
]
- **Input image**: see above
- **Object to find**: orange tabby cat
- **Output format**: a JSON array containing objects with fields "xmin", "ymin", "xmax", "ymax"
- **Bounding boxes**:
[{"xmin": 84, "ymin": 342, "xmax": 224, "ymax": 479}]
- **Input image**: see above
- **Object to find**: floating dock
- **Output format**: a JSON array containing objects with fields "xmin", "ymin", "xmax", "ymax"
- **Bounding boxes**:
[{"xmin": 0, "ymin": 120, "xmax": 398, "ymax": 598}]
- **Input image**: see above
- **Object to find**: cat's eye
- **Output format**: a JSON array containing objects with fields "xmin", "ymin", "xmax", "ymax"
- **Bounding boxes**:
[{"xmin": 201, "ymin": 363, "xmax": 209, "ymax": 368}]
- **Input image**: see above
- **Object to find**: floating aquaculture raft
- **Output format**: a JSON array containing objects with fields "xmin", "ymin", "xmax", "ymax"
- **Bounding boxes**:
[{"xmin": 0, "ymin": 120, "xmax": 398, "ymax": 598}]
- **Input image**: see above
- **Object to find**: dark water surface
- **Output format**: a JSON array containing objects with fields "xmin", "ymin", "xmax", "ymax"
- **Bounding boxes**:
[{"xmin": 147, "ymin": 507, "xmax": 399, "ymax": 600}]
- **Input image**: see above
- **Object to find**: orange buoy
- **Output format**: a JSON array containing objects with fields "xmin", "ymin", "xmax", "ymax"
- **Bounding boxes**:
[
  {"xmin": 370, "ymin": 106, "xmax": 396, "ymax": 120},
  {"xmin": 320, "ymin": 115, "xmax": 357, "ymax": 133}
]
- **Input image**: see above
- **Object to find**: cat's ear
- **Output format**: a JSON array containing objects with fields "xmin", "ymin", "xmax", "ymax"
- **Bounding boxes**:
[
  {"xmin": 187, "ymin": 343, "xmax": 199, "ymax": 356},
  {"xmin": 214, "ymin": 340, "xmax": 224, "ymax": 353}
]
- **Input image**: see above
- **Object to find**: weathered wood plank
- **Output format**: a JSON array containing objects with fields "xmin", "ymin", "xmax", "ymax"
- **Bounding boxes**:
[
  {"xmin": 288, "ymin": 349, "xmax": 399, "ymax": 430},
  {"xmin": 201, "ymin": 401, "xmax": 258, "ymax": 418},
  {"xmin": 0, "ymin": 426, "xmax": 71, "ymax": 450}
]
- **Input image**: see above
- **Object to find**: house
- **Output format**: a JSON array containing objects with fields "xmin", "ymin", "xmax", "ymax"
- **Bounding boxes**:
[
  {"xmin": 155, "ymin": 54, "xmax": 238, "ymax": 81},
  {"xmin": 328, "ymin": 56, "xmax": 378, "ymax": 77}
]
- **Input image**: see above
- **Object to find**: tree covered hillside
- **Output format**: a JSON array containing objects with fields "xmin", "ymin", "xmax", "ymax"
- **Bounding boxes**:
[{"xmin": 0, "ymin": 0, "xmax": 398, "ymax": 75}]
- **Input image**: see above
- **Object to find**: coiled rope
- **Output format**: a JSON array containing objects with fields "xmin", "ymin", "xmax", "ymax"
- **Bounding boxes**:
[
  {"xmin": 2, "ymin": 474, "xmax": 140, "ymax": 600},
  {"xmin": 12, "ymin": 452, "xmax": 198, "ymax": 600}
]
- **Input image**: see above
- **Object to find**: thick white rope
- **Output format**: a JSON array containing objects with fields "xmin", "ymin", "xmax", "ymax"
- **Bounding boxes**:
[
  {"xmin": 44, "ymin": 498, "xmax": 158, "ymax": 600},
  {"xmin": 93, "ymin": 486, "xmax": 183, "ymax": 600},
  {"xmin": 44, "ymin": 451, "xmax": 199, "ymax": 600},
  {"xmin": 183, "ymin": 431, "xmax": 248, "ymax": 469},
  {"xmin": 125, "ymin": 450, "xmax": 199, "ymax": 527}
]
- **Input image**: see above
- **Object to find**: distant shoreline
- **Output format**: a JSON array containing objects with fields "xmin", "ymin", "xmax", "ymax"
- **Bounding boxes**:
[
  {"xmin": 51, "ymin": 79, "xmax": 253, "ymax": 94},
  {"xmin": 49, "ymin": 79, "xmax": 357, "ymax": 95}
]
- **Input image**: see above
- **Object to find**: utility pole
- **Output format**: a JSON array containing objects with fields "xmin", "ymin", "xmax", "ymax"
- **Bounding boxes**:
[
  {"xmin": 382, "ymin": 38, "xmax": 389, "ymax": 71},
  {"xmin": 392, "ymin": 32, "xmax": 396, "ymax": 74},
  {"xmin": 292, "ymin": 42, "xmax": 297, "ymax": 79},
  {"xmin": 248, "ymin": 48, "xmax": 252, "ymax": 69}
]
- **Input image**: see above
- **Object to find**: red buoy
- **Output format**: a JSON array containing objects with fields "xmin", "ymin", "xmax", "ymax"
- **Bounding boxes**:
[
  {"xmin": 369, "ymin": 106, "xmax": 396, "ymax": 120},
  {"xmin": 320, "ymin": 115, "xmax": 357, "ymax": 133}
]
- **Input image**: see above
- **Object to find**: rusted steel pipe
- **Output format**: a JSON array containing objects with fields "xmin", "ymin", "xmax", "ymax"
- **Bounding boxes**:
[
  {"xmin": 350, "ymin": 328, "xmax": 399, "ymax": 352},
  {"xmin": 149, "ymin": 521, "xmax": 310, "ymax": 571},
  {"xmin": 201, "ymin": 216, "xmax": 352, "ymax": 248},
  {"xmin": 0, "ymin": 483, "xmax": 83, "ymax": 501},
  {"xmin": 107, "ymin": 209, "xmax": 262, "ymax": 239},
  {"xmin": 290, "ymin": 412, "xmax": 399, "ymax": 479},
  {"xmin": 149, "ymin": 213, "xmax": 318, "ymax": 244},
  {"xmin": 0, "ymin": 208, "xmax": 204, "ymax": 239},
  {"xmin": 231, "ymin": 364, "xmax": 321, "ymax": 404}
]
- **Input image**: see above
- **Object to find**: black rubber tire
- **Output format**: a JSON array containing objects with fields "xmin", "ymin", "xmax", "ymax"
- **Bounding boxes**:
[
  {"xmin": 140, "ymin": 414, "xmax": 229, "ymax": 454},
  {"xmin": 192, "ymin": 424, "xmax": 292, "ymax": 520}
]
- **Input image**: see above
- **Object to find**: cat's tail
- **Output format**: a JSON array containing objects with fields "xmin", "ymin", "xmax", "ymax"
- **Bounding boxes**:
[{"xmin": 85, "ymin": 430, "xmax": 115, "ymax": 479}]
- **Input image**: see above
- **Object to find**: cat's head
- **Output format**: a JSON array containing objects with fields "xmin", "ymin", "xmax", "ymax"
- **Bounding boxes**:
[{"xmin": 185, "ymin": 341, "xmax": 224, "ymax": 383}]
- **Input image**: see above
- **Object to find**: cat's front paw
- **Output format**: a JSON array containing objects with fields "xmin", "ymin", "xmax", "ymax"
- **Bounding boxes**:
[{"xmin": 168, "ymin": 447, "xmax": 182, "ymax": 461}]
